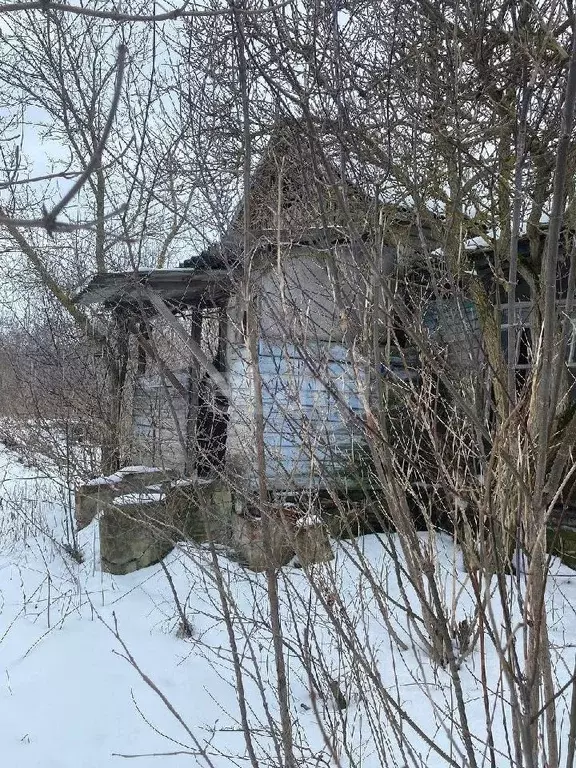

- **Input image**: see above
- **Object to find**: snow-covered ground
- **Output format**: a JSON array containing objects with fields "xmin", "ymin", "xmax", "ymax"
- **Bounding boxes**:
[{"xmin": 1, "ymin": 445, "xmax": 576, "ymax": 767}]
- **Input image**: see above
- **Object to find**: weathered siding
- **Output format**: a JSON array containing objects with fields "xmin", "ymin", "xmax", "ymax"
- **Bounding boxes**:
[
  {"xmin": 259, "ymin": 254, "xmax": 344, "ymax": 341},
  {"xmin": 257, "ymin": 246, "xmax": 396, "ymax": 343},
  {"xmin": 226, "ymin": 340, "xmax": 366, "ymax": 489},
  {"xmin": 132, "ymin": 371, "xmax": 188, "ymax": 472},
  {"xmin": 428, "ymin": 298, "xmax": 483, "ymax": 370},
  {"xmin": 224, "ymin": 345, "xmax": 254, "ymax": 477}
]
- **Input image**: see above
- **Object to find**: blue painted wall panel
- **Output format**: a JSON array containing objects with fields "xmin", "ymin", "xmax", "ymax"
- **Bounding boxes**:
[{"xmin": 256, "ymin": 341, "xmax": 366, "ymax": 485}]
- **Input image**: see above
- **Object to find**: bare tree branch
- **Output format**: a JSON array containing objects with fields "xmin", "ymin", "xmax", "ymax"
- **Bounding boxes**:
[
  {"xmin": 0, "ymin": 0, "xmax": 287, "ymax": 22},
  {"xmin": 0, "ymin": 203, "xmax": 126, "ymax": 232},
  {"xmin": 41, "ymin": 42, "xmax": 127, "ymax": 234},
  {"xmin": 0, "ymin": 169, "xmax": 81, "ymax": 189},
  {"xmin": 0, "ymin": 44, "xmax": 126, "ymax": 234}
]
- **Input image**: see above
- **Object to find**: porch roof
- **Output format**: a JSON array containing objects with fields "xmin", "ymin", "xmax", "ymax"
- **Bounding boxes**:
[{"xmin": 73, "ymin": 268, "xmax": 231, "ymax": 313}]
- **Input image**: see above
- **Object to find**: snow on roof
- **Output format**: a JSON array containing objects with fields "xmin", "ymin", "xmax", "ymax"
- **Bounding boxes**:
[
  {"xmin": 118, "ymin": 466, "xmax": 164, "ymax": 474},
  {"xmin": 113, "ymin": 492, "xmax": 165, "ymax": 506},
  {"xmin": 170, "ymin": 477, "xmax": 213, "ymax": 488},
  {"xmin": 465, "ymin": 235, "xmax": 490, "ymax": 251},
  {"xmin": 465, "ymin": 218, "xmax": 553, "ymax": 253},
  {"xmin": 85, "ymin": 473, "xmax": 122, "ymax": 487}
]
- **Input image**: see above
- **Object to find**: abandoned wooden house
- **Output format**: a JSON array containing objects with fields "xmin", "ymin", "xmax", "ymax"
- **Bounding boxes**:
[
  {"xmin": 74, "ymin": 126, "xmax": 576, "ymax": 576},
  {"xmin": 73, "ymin": 126, "xmax": 436, "ymax": 573}
]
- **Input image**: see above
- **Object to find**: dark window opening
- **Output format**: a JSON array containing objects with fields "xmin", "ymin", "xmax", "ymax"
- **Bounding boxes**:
[
  {"xmin": 196, "ymin": 378, "xmax": 229, "ymax": 478},
  {"xmin": 500, "ymin": 304, "xmax": 534, "ymax": 393}
]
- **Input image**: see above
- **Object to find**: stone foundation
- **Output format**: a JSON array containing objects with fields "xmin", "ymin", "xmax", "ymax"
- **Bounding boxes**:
[
  {"xmin": 231, "ymin": 514, "xmax": 294, "ymax": 571},
  {"xmin": 76, "ymin": 468, "xmax": 333, "ymax": 574},
  {"xmin": 293, "ymin": 523, "xmax": 334, "ymax": 566},
  {"xmin": 547, "ymin": 526, "xmax": 576, "ymax": 570},
  {"xmin": 166, "ymin": 479, "xmax": 233, "ymax": 543},
  {"xmin": 231, "ymin": 507, "xmax": 333, "ymax": 571},
  {"xmin": 75, "ymin": 483, "xmax": 109, "ymax": 531},
  {"xmin": 76, "ymin": 467, "xmax": 178, "ymax": 575},
  {"xmin": 75, "ymin": 467, "xmax": 177, "ymax": 531},
  {"xmin": 100, "ymin": 495, "xmax": 174, "ymax": 575}
]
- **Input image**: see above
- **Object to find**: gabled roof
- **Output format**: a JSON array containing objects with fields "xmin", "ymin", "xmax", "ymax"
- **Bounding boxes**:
[
  {"xmin": 181, "ymin": 121, "xmax": 435, "ymax": 269},
  {"xmin": 226, "ymin": 120, "xmax": 374, "ymax": 241},
  {"xmin": 76, "ymin": 125, "xmax": 439, "ymax": 309},
  {"xmin": 180, "ymin": 122, "xmax": 375, "ymax": 270}
]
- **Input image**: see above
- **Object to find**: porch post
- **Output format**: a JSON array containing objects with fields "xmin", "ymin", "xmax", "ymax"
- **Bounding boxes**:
[{"xmin": 185, "ymin": 307, "xmax": 202, "ymax": 474}]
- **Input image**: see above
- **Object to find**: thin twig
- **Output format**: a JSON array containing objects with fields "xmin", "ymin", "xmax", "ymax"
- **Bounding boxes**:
[
  {"xmin": 112, "ymin": 751, "xmax": 196, "ymax": 759},
  {"xmin": 160, "ymin": 559, "xmax": 193, "ymax": 637},
  {"xmin": 0, "ymin": 169, "xmax": 81, "ymax": 189},
  {"xmin": 102, "ymin": 612, "xmax": 218, "ymax": 768}
]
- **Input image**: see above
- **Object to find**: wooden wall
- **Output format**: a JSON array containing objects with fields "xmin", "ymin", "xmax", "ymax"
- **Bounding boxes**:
[
  {"xmin": 130, "ymin": 246, "xmax": 402, "ymax": 490},
  {"xmin": 428, "ymin": 297, "xmax": 483, "ymax": 370},
  {"xmin": 131, "ymin": 371, "xmax": 189, "ymax": 472},
  {"xmin": 226, "ymin": 340, "xmax": 366, "ymax": 490}
]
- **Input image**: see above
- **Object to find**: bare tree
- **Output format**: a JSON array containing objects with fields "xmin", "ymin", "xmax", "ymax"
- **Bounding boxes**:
[{"xmin": 5, "ymin": 2, "xmax": 576, "ymax": 767}]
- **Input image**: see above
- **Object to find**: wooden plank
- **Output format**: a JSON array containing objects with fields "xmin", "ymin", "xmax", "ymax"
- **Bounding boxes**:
[
  {"xmin": 145, "ymin": 289, "xmax": 231, "ymax": 398},
  {"xmin": 185, "ymin": 307, "xmax": 202, "ymax": 474}
]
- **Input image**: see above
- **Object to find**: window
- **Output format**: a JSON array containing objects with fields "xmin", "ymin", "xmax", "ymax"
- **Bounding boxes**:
[
  {"xmin": 565, "ymin": 316, "xmax": 576, "ymax": 404},
  {"xmin": 500, "ymin": 303, "xmax": 534, "ymax": 370},
  {"xmin": 499, "ymin": 303, "xmax": 576, "ymax": 402},
  {"xmin": 500, "ymin": 303, "xmax": 533, "ymax": 390}
]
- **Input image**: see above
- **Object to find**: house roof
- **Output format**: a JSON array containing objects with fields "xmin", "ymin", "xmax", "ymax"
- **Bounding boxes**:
[
  {"xmin": 73, "ymin": 268, "xmax": 231, "ymax": 313},
  {"xmin": 179, "ymin": 159, "xmax": 434, "ymax": 271},
  {"xmin": 464, "ymin": 222, "xmax": 557, "ymax": 257},
  {"xmin": 75, "ymin": 125, "xmax": 439, "ymax": 312},
  {"xmin": 222, "ymin": 121, "xmax": 378, "ymax": 243}
]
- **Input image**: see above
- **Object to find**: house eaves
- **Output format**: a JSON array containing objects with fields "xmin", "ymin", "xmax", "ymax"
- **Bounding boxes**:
[{"xmin": 73, "ymin": 268, "xmax": 231, "ymax": 313}]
